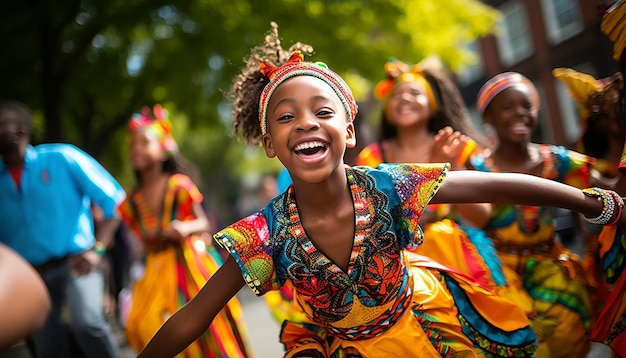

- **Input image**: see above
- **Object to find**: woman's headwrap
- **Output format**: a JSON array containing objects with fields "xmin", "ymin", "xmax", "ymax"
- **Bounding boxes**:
[
  {"xmin": 373, "ymin": 58, "xmax": 438, "ymax": 115},
  {"xmin": 128, "ymin": 104, "xmax": 178, "ymax": 156},
  {"xmin": 553, "ymin": 67, "xmax": 623, "ymax": 121},
  {"xmin": 476, "ymin": 72, "xmax": 540, "ymax": 115},
  {"xmin": 554, "ymin": 67, "xmax": 626, "ymax": 175},
  {"xmin": 258, "ymin": 51, "xmax": 357, "ymax": 135}
]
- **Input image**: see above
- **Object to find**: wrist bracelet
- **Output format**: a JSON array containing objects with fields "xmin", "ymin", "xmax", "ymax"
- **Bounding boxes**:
[
  {"xmin": 92, "ymin": 241, "xmax": 106, "ymax": 256},
  {"xmin": 607, "ymin": 190, "xmax": 625, "ymax": 226},
  {"xmin": 582, "ymin": 187, "xmax": 623, "ymax": 225}
]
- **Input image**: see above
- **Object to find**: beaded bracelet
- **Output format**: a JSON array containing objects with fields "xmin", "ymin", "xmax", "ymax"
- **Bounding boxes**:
[
  {"xmin": 581, "ymin": 187, "xmax": 613, "ymax": 224},
  {"xmin": 607, "ymin": 190, "xmax": 625, "ymax": 226},
  {"xmin": 582, "ymin": 187, "xmax": 624, "ymax": 225}
]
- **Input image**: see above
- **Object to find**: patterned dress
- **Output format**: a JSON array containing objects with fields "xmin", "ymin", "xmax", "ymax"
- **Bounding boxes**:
[
  {"xmin": 215, "ymin": 164, "xmax": 536, "ymax": 357},
  {"xmin": 118, "ymin": 174, "xmax": 251, "ymax": 357},
  {"xmin": 471, "ymin": 144, "xmax": 595, "ymax": 357}
]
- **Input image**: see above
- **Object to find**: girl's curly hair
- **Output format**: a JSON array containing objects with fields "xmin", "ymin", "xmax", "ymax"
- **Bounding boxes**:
[{"xmin": 228, "ymin": 22, "xmax": 313, "ymax": 146}]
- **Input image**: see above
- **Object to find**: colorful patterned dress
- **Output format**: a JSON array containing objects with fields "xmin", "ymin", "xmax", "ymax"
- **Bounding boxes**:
[
  {"xmin": 355, "ymin": 142, "xmax": 504, "ymax": 289},
  {"xmin": 118, "ymin": 174, "xmax": 251, "ymax": 357},
  {"xmin": 470, "ymin": 144, "xmax": 595, "ymax": 357},
  {"xmin": 215, "ymin": 164, "xmax": 536, "ymax": 357}
]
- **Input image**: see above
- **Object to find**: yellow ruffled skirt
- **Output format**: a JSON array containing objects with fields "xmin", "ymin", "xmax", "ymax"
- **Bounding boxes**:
[{"xmin": 280, "ymin": 253, "xmax": 535, "ymax": 357}]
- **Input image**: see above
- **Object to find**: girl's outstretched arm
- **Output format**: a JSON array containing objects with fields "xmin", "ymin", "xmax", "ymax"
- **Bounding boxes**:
[
  {"xmin": 138, "ymin": 256, "xmax": 246, "ymax": 358},
  {"xmin": 433, "ymin": 170, "xmax": 609, "ymax": 221}
]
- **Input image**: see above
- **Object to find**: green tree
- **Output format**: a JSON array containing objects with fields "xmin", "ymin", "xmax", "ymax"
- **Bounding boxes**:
[{"xmin": 1, "ymin": 0, "xmax": 499, "ymax": 220}]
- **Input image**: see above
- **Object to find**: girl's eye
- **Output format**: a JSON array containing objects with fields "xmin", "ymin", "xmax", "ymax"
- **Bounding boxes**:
[
  {"xmin": 277, "ymin": 114, "xmax": 293, "ymax": 122},
  {"xmin": 317, "ymin": 109, "xmax": 334, "ymax": 117}
]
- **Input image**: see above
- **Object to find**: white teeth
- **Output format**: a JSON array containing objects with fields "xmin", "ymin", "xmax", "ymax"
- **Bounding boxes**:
[{"xmin": 294, "ymin": 141, "xmax": 326, "ymax": 151}]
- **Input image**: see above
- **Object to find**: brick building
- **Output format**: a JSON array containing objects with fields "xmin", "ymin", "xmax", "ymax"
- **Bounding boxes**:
[{"xmin": 457, "ymin": 0, "xmax": 619, "ymax": 148}]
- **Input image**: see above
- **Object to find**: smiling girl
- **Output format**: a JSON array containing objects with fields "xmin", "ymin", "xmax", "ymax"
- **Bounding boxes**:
[
  {"xmin": 117, "ymin": 105, "xmax": 251, "ymax": 357},
  {"xmin": 137, "ymin": 25, "xmax": 626, "ymax": 358},
  {"xmin": 470, "ymin": 72, "xmax": 607, "ymax": 356}
]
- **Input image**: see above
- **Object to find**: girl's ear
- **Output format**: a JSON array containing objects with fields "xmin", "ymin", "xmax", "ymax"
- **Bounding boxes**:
[
  {"xmin": 346, "ymin": 122, "xmax": 356, "ymax": 149},
  {"xmin": 262, "ymin": 133, "xmax": 276, "ymax": 158}
]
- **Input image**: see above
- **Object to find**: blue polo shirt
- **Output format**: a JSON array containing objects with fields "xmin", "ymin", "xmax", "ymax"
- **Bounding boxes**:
[{"xmin": 0, "ymin": 144, "xmax": 125, "ymax": 266}]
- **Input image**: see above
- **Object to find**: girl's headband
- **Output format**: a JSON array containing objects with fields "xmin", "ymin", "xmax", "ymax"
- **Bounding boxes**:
[
  {"xmin": 374, "ymin": 59, "xmax": 438, "ymax": 115},
  {"xmin": 128, "ymin": 104, "xmax": 178, "ymax": 156},
  {"xmin": 476, "ymin": 72, "xmax": 540, "ymax": 115},
  {"xmin": 258, "ymin": 51, "xmax": 357, "ymax": 135}
]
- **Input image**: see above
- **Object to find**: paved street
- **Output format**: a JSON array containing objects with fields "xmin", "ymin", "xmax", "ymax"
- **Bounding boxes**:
[{"xmin": 237, "ymin": 288, "xmax": 284, "ymax": 357}]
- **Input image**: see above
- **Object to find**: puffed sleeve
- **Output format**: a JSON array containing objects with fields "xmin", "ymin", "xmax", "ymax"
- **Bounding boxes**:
[
  {"xmin": 367, "ymin": 163, "xmax": 449, "ymax": 250},
  {"xmin": 170, "ymin": 174, "xmax": 203, "ymax": 219},
  {"xmin": 214, "ymin": 211, "xmax": 280, "ymax": 295}
]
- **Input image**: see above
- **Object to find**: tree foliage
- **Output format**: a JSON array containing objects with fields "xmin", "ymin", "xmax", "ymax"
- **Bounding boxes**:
[{"xmin": 1, "ymin": 0, "xmax": 499, "ymax": 220}]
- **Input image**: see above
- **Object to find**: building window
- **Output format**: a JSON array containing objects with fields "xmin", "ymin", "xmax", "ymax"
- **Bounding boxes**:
[
  {"xmin": 497, "ymin": 1, "xmax": 533, "ymax": 67},
  {"xmin": 541, "ymin": 0, "xmax": 583, "ymax": 44},
  {"xmin": 457, "ymin": 41, "xmax": 484, "ymax": 86},
  {"xmin": 555, "ymin": 78, "xmax": 582, "ymax": 144}
]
